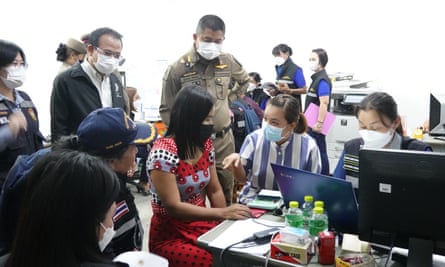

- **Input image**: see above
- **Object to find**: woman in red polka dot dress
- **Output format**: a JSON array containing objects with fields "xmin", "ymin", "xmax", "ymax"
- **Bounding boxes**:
[{"xmin": 147, "ymin": 85, "xmax": 252, "ymax": 267}]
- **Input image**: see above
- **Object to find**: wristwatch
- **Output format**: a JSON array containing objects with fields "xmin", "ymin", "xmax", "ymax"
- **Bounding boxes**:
[{"xmin": 315, "ymin": 121, "xmax": 323, "ymax": 128}]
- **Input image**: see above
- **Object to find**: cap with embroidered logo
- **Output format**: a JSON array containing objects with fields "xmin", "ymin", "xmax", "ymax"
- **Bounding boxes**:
[{"xmin": 77, "ymin": 107, "xmax": 157, "ymax": 157}]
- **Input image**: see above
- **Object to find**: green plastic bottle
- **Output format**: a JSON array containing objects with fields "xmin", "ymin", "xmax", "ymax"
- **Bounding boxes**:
[
  {"xmin": 285, "ymin": 201, "xmax": 304, "ymax": 228},
  {"xmin": 315, "ymin": 200, "xmax": 328, "ymax": 216},
  {"xmin": 308, "ymin": 207, "xmax": 328, "ymax": 236},
  {"xmin": 314, "ymin": 200, "xmax": 324, "ymax": 209}
]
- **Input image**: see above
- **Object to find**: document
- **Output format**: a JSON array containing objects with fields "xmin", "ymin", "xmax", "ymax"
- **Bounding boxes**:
[
  {"xmin": 304, "ymin": 102, "xmax": 336, "ymax": 135},
  {"xmin": 209, "ymin": 218, "xmax": 284, "ymax": 255},
  {"xmin": 258, "ymin": 189, "xmax": 282, "ymax": 198}
]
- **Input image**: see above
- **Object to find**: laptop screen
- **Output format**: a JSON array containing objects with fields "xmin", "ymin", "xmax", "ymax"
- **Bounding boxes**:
[{"xmin": 271, "ymin": 163, "xmax": 359, "ymax": 234}]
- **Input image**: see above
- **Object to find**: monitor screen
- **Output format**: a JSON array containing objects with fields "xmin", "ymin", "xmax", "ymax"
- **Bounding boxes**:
[
  {"xmin": 429, "ymin": 92, "xmax": 445, "ymax": 136},
  {"xmin": 358, "ymin": 148, "xmax": 445, "ymax": 265},
  {"xmin": 271, "ymin": 164, "xmax": 359, "ymax": 235}
]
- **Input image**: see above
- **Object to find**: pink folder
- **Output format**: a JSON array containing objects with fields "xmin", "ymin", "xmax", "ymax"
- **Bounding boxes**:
[{"xmin": 304, "ymin": 102, "xmax": 336, "ymax": 135}]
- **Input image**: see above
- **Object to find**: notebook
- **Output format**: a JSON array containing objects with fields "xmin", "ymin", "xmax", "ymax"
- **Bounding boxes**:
[{"xmin": 271, "ymin": 163, "xmax": 359, "ymax": 234}]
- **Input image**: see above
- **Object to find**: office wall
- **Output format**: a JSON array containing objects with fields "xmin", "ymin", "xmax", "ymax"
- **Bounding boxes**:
[{"xmin": 2, "ymin": 0, "xmax": 443, "ymax": 136}]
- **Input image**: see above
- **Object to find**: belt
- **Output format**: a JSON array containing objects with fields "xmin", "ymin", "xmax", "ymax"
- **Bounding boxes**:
[{"xmin": 213, "ymin": 125, "xmax": 232, "ymax": 138}]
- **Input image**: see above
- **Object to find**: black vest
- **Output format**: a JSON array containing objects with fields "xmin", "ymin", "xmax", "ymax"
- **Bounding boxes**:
[
  {"xmin": 343, "ymin": 136, "xmax": 432, "ymax": 195},
  {"xmin": 305, "ymin": 69, "xmax": 332, "ymax": 111},
  {"xmin": 0, "ymin": 91, "xmax": 44, "ymax": 183},
  {"xmin": 250, "ymin": 88, "xmax": 269, "ymax": 107},
  {"xmin": 275, "ymin": 58, "xmax": 301, "ymax": 103}
]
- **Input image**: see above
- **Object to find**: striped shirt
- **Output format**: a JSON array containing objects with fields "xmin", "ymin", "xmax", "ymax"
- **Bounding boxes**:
[{"xmin": 238, "ymin": 128, "xmax": 321, "ymax": 204}]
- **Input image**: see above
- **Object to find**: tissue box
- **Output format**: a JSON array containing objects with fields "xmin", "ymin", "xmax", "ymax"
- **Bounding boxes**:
[
  {"xmin": 270, "ymin": 232, "xmax": 312, "ymax": 265},
  {"xmin": 279, "ymin": 226, "xmax": 309, "ymax": 245}
]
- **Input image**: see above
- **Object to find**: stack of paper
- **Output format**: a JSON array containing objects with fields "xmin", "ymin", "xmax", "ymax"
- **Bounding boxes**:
[{"xmin": 209, "ymin": 218, "xmax": 285, "ymax": 255}]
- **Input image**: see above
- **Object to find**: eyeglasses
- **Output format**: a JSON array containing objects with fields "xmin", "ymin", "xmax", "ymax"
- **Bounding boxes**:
[{"xmin": 95, "ymin": 47, "xmax": 123, "ymax": 60}]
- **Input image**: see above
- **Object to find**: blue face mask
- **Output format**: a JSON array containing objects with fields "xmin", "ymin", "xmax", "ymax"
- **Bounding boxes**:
[{"xmin": 263, "ymin": 121, "xmax": 284, "ymax": 142}]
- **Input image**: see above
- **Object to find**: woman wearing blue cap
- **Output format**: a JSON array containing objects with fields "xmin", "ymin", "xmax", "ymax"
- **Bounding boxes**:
[{"xmin": 56, "ymin": 107, "xmax": 157, "ymax": 257}]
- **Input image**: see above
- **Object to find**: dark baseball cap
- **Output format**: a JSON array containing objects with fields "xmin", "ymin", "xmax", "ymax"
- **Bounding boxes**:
[{"xmin": 77, "ymin": 107, "xmax": 157, "ymax": 156}]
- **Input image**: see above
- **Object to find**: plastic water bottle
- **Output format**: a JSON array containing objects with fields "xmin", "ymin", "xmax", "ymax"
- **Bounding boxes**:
[
  {"xmin": 309, "ymin": 207, "xmax": 328, "ymax": 237},
  {"xmin": 285, "ymin": 201, "xmax": 303, "ymax": 228},
  {"xmin": 302, "ymin": 195, "xmax": 314, "ymax": 229},
  {"xmin": 314, "ymin": 200, "xmax": 324, "ymax": 209},
  {"xmin": 314, "ymin": 200, "xmax": 327, "ymax": 215}
]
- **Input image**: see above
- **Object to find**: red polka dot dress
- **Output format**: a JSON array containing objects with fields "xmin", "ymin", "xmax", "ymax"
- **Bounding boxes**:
[{"xmin": 147, "ymin": 137, "xmax": 220, "ymax": 267}]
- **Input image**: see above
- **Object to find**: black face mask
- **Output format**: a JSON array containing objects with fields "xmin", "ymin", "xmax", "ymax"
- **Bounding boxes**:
[{"xmin": 199, "ymin": 124, "xmax": 214, "ymax": 143}]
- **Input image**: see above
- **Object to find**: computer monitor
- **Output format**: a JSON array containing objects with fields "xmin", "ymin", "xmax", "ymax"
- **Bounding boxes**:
[
  {"xmin": 429, "ymin": 92, "xmax": 445, "ymax": 136},
  {"xmin": 358, "ymin": 148, "xmax": 445, "ymax": 266}
]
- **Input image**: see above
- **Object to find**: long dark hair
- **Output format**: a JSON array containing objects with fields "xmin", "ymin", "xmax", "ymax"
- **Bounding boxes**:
[
  {"xmin": 166, "ymin": 85, "xmax": 215, "ymax": 160},
  {"xmin": 268, "ymin": 94, "xmax": 308, "ymax": 133},
  {"xmin": 6, "ymin": 150, "xmax": 120, "ymax": 267},
  {"xmin": 354, "ymin": 92, "xmax": 402, "ymax": 134}
]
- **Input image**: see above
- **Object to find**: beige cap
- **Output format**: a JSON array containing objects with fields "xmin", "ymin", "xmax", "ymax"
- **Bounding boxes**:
[{"xmin": 65, "ymin": 38, "xmax": 87, "ymax": 54}]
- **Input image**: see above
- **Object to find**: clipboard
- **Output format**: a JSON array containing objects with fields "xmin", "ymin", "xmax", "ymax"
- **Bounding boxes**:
[{"xmin": 304, "ymin": 103, "xmax": 336, "ymax": 135}]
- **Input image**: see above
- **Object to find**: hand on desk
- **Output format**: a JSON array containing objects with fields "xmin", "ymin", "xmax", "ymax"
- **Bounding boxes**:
[{"xmin": 222, "ymin": 204, "xmax": 252, "ymax": 220}]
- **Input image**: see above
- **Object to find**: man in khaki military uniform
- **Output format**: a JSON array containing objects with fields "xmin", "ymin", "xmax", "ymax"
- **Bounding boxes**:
[{"xmin": 159, "ymin": 14, "xmax": 249, "ymax": 206}]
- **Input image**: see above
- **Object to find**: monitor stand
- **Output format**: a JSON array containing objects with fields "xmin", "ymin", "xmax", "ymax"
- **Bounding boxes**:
[{"xmin": 407, "ymin": 237, "xmax": 433, "ymax": 267}]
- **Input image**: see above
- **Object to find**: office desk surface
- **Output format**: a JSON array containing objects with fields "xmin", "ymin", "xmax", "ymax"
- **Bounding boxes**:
[
  {"xmin": 198, "ymin": 214, "xmax": 405, "ymax": 267},
  {"xmin": 197, "ymin": 214, "xmax": 330, "ymax": 267},
  {"xmin": 422, "ymin": 134, "xmax": 445, "ymax": 152}
]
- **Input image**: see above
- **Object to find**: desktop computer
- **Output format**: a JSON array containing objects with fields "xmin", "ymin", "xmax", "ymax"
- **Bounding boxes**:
[
  {"xmin": 429, "ymin": 92, "xmax": 445, "ymax": 137},
  {"xmin": 358, "ymin": 148, "xmax": 445, "ymax": 267}
]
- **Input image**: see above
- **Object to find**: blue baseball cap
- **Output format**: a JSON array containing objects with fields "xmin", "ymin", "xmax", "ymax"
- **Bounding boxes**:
[{"xmin": 77, "ymin": 107, "xmax": 157, "ymax": 156}]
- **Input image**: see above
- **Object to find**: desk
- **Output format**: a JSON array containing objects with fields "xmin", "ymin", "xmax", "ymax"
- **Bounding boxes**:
[
  {"xmin": 422, "ymin": 134, "xmax": 445, "ymax": 152},
  {"xmin": 198, "ymin": 214, "xmax": 307, "ymax": 267},
  {"xmin": 198, "ymin": 214, "xmax": 404, "ymax": 267}
]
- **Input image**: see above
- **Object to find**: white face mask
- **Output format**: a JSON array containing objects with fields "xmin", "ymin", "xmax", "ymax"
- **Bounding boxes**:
[
  {"xmin": 275, "ymin": 56, "xmax": 285, "ymax": 66},
  {"xmin": 359, "ymin": 129, "xmax": 394, "ymax": 148},
  {"xmin": 247, "ymin": 82, "xmax": 256, "ymax": 92},
  {"xmin": 95, "ymin": 53, "xmax": 119, "ymax": 75},
  {"xmin": 1, "ymin": 65, "xmax": 26, "ymax": 89},
  {"xmin": 309, "ymin": 60, "xmax": 319, "ymax": 72},
  {"xmin": 98, "ymin": 222, "xmax": 116, "ymax": 252},
  {"xmin": 197, "ymin": 41, "xmax": 222, "ymax": 60}
]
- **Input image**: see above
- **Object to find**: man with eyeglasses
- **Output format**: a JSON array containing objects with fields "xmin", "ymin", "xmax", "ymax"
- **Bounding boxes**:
[
  {"xmin": 50, "ymin": 27, "xmax": 129, "ymax": 142},
  {"xmin": 159, "ymin": 14, "xmax": 250, "ymax": 206}
]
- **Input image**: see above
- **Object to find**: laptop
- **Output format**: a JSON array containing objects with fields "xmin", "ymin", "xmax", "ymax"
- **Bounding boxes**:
[{"xmin": 271, "ymin": 163, "xmax": 359, "ymax": 234}]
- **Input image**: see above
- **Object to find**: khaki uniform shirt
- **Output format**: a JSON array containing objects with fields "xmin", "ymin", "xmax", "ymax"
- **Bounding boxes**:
[{"xmin": 160, "ymin": 47, "xmax": 249, "ymax": 132}]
